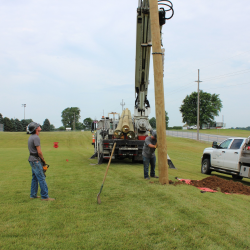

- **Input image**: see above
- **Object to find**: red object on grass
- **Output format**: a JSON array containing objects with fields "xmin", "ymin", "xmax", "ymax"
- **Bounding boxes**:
[
  {"xmin": 53, "ymin": 142, "xmax": 59, "ymax": 148},
  {"xmin": 177, "ymin": 178, "xmax": 228, "ymax": 194},
  {"xmin": 66, "ymin": 159, "xmax": 68, "ymax": 162}
]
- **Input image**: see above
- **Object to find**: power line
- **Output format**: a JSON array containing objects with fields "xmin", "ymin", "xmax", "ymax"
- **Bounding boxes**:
[
  {"xmin": 165, "ymin": 81, "xmax": 250, "ymax": 98},
  {"xmin": 165, "ymin": 82, "xmax": 196, "ymax": 96},
  {"xmin": 200, "ymin": 49, "xmax": 250, "ymax": 70},
  {"xmin": 165, "ymin": 68, "xmax": 250, "ymax": 96},
  {"xmin": 202, "ymin": 68, "xmax": 250, "ymax": 82},
  {"xmin": 202, "ymin": 81, "xmax": 250, "ymax": 91},
  {"xmin": 163, "ymin": 50, "xmax": 250, "ymax": 87}
]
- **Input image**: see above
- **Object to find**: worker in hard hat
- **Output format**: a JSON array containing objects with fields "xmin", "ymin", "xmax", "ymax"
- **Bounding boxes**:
[
  {"xmin": 142, "ymin": 130, "xmax": 159, "ymax": 179},
  {"xmin": 27, "ymin": 122, "xmax": 55, "ymax": 201}
]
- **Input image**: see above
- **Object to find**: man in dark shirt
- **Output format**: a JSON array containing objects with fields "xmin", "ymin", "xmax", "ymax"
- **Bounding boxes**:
[
  {"xmin": 142, "ymin": 130, "xmax": 158, "ymax": 179},
  {"xmin": 27, "ymin": 122, "xmax": 54, "ymax": 201}
]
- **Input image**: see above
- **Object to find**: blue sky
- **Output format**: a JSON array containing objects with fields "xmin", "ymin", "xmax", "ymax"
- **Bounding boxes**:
[{"xmin": 0, "ymin": 0, "xmax": 249, "ymax": 128}]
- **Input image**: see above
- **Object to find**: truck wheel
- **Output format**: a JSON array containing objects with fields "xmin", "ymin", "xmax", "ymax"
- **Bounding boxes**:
[
  {"xmin": 232, "ymin": 175, "xmax": 243, "ymax": 180},
  {"xmin": 201, "ymin": 158, "xmax": 211, "ymax": 174}
]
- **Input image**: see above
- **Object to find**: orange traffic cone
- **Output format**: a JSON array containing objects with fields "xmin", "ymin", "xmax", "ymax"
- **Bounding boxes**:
[{"xmin": 92, "ymin": 134, "xmax": 95, "ymax": 143}]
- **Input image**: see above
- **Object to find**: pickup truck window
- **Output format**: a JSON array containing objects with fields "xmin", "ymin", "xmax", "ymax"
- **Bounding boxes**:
[
  {"xmin": 219, "ymin": 139, "xmax": 232, "ymax": 149},
  {"xmin": 230, "ymin": 139, "xmax": 244, "ymax": 149}
]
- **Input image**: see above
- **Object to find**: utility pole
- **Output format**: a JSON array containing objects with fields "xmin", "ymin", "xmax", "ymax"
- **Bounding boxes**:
[
  {"xmin": 150, "ymin": 0, "xmax": 168, "ymax": 185},
  {"xmin": 195, "ymin": 69, "xmax": 202, "ymax": 141},
  {"xmin": 120, "ymin": 99, "xmax": 125, "ymax": 112},
  {"xmin": 73, "ymin": 113, "xmax": 75, "ymax": 131},
  {"xmin": 22, "ymin": 104, "xmax": 26, "ymax": 120}
]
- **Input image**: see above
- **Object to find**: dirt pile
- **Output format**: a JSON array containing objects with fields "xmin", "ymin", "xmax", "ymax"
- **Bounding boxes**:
[{"xmin": 190, "ymin": 176, "xmax": 250, "ymax": 195}]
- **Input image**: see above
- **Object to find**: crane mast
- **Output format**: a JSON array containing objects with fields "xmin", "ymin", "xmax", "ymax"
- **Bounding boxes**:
[
  {"xmin": 134, "ymin": 0, "xmax": 166, "ymax": 137},
  {"xmin": 90, "ymin": 1, "xmax": 174, "ymax": 163}
]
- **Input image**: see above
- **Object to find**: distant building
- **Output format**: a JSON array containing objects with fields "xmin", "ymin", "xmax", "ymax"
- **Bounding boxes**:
[
  {"xmin": 182, "ymin": 124, "xmax": 188, "ymax": 130},
  {"xmin": 182, "ymin": 122, "xmax": 226, "ymax": 130},
  {"xmin": 202, "ymin": 122, "xmax": 226, "ymax": 129},
  {"xmin": 0, "ymin": 124, "xmax": 3, "ymax": 132}
]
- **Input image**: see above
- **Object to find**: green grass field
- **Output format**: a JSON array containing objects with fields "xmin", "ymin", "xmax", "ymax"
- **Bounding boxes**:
[
  {"xmin": 183, "ymin": 129, "xmax": 250, "ymax": 137},
  {"xmin": 1, "ymin": 131, "xmax": 250, "ymax": 249}
]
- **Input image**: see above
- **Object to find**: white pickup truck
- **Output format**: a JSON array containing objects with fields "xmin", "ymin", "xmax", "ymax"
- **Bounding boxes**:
[{"xmin": 201, "ymin": 137, "xmax": 250, "ymax": 180}]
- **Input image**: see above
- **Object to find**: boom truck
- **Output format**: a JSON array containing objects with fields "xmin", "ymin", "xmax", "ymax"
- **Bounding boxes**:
[{"xmin": 91, "ymin": 0, "xmax": 174, "ymax": 164}]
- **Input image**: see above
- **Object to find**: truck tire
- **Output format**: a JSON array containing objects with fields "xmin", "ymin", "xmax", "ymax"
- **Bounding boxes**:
[
  {"xmin": 201, "ymin": 158, "xmax": 211, "ymax": 174},
  {"xmin": 232, "ymin": 175, "xmax": 243, "ymax": 180}
]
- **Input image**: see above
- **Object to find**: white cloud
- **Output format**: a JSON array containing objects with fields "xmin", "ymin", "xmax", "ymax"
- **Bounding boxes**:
[{"xmin": 0, "ymin": 0, "xmax": 250, "ymax": 128}]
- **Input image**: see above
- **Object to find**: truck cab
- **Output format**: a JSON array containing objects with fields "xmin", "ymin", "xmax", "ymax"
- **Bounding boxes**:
[{"xmin": 201, "ymin": 137, "xmax": 250, "ymax": 180}]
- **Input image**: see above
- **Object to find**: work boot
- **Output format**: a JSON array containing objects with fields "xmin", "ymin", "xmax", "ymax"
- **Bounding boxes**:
[
  {"xmin": 30, "ymin": 196, "xmax": 40, "ymax": 199},
  {"xmin": 41, "ymin": 198, "xmax": 55, "ymax": 201}
]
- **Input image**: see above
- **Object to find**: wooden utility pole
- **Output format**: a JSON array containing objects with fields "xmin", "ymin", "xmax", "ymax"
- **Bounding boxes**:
[
  {"xmin": 195, "ymin": 69, "xmax": 202, "ymax": 140},
  {"xmin": 149, "ymin": 0, "xmax": 168, "ymax": 185}
]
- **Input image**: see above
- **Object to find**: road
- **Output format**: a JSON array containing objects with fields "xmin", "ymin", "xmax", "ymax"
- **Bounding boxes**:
[{"xmin": 166, "ymin": 130, "xmax": 230, "ymax": 143}]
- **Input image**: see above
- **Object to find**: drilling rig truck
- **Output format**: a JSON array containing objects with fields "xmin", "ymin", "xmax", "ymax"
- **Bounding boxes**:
[{"xmin": 91, "ymin": 0, "xmax": 174, "ymax": 165}]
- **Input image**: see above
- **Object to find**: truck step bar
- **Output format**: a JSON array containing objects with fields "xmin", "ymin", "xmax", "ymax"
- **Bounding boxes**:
[{"xmin": 210, "ymin": 167, "xmax": 239, "ymax": 175}]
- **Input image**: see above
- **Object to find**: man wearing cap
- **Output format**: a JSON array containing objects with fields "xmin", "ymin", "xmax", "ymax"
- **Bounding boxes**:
[
  {"xmin": 27, "ymin": 122, "xmax": 55, "ymax": 201},
  {"xmin": 142, "ymin": 130, "xmax": 158, "ymax": 179}
]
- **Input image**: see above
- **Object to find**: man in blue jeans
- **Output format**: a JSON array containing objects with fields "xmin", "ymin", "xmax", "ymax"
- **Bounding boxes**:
[
  {"xmin": 27, "ymin": 122, "xmax": 55, "ymax": 201},
  {"xmin": 142, "ymin": 130, "xmax": 159, "ymax": 180}
]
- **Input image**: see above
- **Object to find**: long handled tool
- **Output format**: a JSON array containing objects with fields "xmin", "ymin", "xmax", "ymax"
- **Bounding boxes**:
[{"xmin": 97, "ymin": 142, "xmax": 116, "ymax": 204}]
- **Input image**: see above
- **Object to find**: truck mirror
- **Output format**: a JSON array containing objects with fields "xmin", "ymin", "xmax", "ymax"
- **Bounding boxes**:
[{"xmin": 212, "ymin": 141, "xmax": 218, "ymax": 148}]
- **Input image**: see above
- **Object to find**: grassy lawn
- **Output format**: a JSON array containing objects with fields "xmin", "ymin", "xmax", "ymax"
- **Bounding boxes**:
[
  {"xmin": 0, "ymin": 131, "xmax": 250, "ymax": 249},
  {"xmin": 179, "ymin": 129, "xmax": 250, "ymax": 137}
]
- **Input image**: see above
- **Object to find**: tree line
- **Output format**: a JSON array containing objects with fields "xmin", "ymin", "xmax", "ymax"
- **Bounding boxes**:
[
  {"xmin": 0, "ymin": 113, "xmax": 54, "ymax": 132},
  {"xmin": 1, "ymin": 91, "xmax": 223, "ymax": 132}
]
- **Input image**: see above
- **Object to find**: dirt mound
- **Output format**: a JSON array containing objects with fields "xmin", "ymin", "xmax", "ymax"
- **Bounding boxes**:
[{"xmin": 190, "ymin": 176, "xmax": 250, "ymax": 195}]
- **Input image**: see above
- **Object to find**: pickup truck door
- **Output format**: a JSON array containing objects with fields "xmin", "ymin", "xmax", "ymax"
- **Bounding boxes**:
[
  {"xmin": 223, "ymin": 139, "xmax": 244, "ymax": 170},
  {"xmin": 211, "ymin": 139, "xmax": 232, "ymax": 168}
]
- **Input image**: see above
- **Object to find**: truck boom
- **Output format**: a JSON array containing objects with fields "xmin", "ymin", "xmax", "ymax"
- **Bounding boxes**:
[{"xmin": 91, "ymin": 0, "xmax": 174, "ymax": 164}]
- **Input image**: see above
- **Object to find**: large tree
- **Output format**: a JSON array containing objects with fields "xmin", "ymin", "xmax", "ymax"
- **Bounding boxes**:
[
  {"xmin": 50, "ymin": 124, "xmax": 55, "ymax": 131},
  {"xmin": 43, "ymin": 119, "xmax": 51, "ymax": 131},
  {"xmin": 149, "ymin": 110, "xmax": 169, "ymax": 130},
  {"xmin": 149, "ymin": 117, "xmax": 156, "ymax": 129},
  {"xmin": 11, "ymin": 118, "xmax": 16, "ymax": 132},
  {"xmin": 21, "ymin": 119, "xmax": 33, "ymax": 132},
  {"xmin": 165, "ymin": 111, "xmax": 169, "ymax": 128},
  {"xmin": 15, "ymin": 119, "xmax": 23, "ymax": 132},
  {"xmin": 83, "ymin": 118, "xmax": 93, "ymax": 130},
  {"xmin": 0, "ymin": 113, "xmax": 3, "ymax": 124},
  {"xmin": 180, "ymin": 91, "xmax": 222, "ymax": 128},
  {"xmin": 61, "ymin": 107, "xmax": 81, "ymax": 130},
  {"xmin": 76, "ymin": 122, "xmax": 84, "ymax": 130},
  {"xmin": 3, "ymin": 117, "xmax": 13, "ymax": 131}
]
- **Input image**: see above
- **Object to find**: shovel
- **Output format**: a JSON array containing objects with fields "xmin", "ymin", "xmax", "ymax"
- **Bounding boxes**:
[{"xmin": 97, "ymin": 143, "xmax": 116, "ymax": 204}]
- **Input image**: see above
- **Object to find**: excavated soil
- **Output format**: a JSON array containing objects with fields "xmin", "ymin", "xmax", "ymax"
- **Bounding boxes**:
[{"xmin": 171, "ymin": 176, "xmax": 250, "ymax": 195}]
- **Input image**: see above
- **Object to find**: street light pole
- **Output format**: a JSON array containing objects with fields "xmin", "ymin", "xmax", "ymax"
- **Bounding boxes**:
[
  {"xmin": 73, "ymin": 113, "xmax": 75, "ymax": 131},
  {"xmin": 22, "ymin": 104, "xmax": 26, "ymax": 120},
  {"xmin": 195, "ymin": 69, "xmax": 202, "ymax": 141}
]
